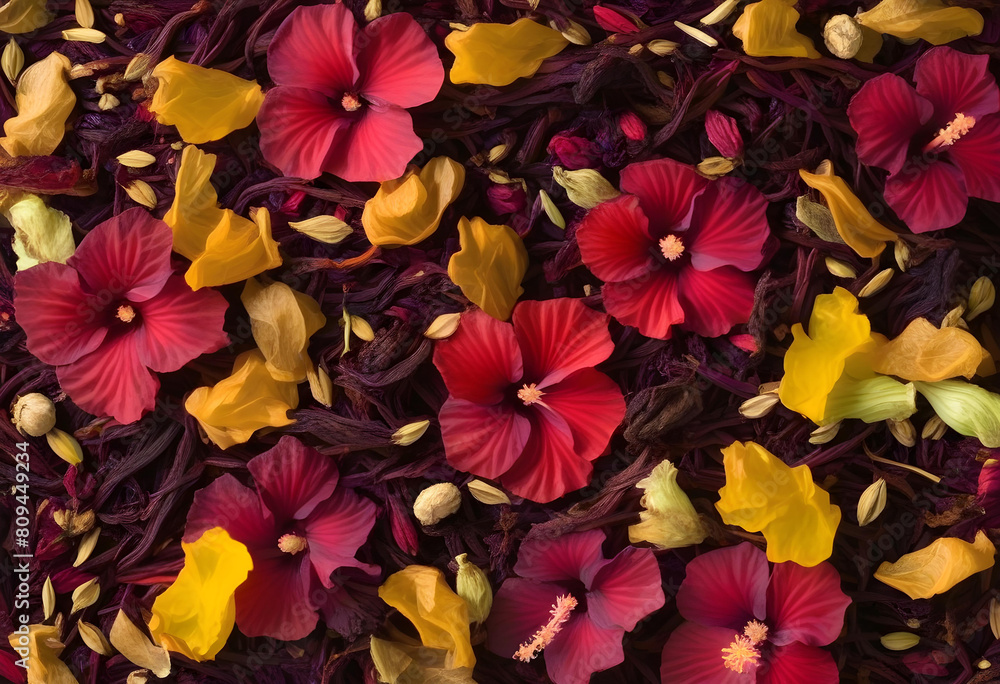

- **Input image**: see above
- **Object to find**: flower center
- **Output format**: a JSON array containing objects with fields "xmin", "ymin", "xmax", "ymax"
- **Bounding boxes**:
[
  {"xmin": 277, "ymin": 533, "xmax": 308, "ymax": 555},
  {"xmin": 116, "ymin": 305, "xmax": 136, "ymax": 323},
  {"xmin": 341, "ymin": 92, "xmax": 362, "ymax": 112},
  {"xmin": 722, "ymin": 620, "xmax": 768, "ymax": 674},
  {"xmin": 658, "ymin": 234, "xmax": 685, "ymax": 261},
  {"xmin": 923, "ymin": 112, "xmax": 976, "ymax": 153},
  {"xmin": 513, "ymin": 594, "xmax": 577, "ymax": 662},
  {"xmin": 517, "ymin": 383, "xmax": 545, "ymax": 406}
]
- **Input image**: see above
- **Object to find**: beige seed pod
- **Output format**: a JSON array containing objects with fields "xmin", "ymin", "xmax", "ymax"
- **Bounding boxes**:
[
  {"xmin": 12, "ymin": 392, "xmax": 56, "ymax": 436},
  {"xmin": 921, "ymin": 415, "xmax": 948, "ymax": 441},
  {"xmin": 656, "ymin": 71, "xmax": 675, "ymax": 87},
  {"xmin": 455, "ymin": 553, "xmax": 493, "ymax": 624},
  {"xmin": 487, "ymin": 143, "xmax": 509, "ymax": 164},
  {"xmin": 646, "ymin": 39, "xmax": 679, "ymax": 56},
  {"xmin": 124, "ymin": 180, "xmax": 156, "ymax": 208},
  {"xmin": 696, "ymin": 157, "xmax": 735, "ymax": 178},
  {"xmin": 306, "ymin": 364, "xmax": 334, "ymax": 407},
  {"xmin": 825, "ymin": 257, "xmax": 857, "ymax": 279},
  {"xmin": 117, "ymin": 150, "xmax": 157, "ymax": 168},
  {"xmin": 701, "ymin": 0, "xmax": 739, "ymax": 25},
  {"xmin": 673, "ymin": 21, "xmax": 718, "ymax": 47},
  {"xmin": 78, "ymin": 621, "xmax": 113, "ymax": 656},
  {"xmin": 127, "ymin": 672, "xmax": 151, "ymax": 684},
  {"xmin": 857, "ymin": 478, "xmax": 887, "ymax": 526},
  {"xmin": 823, "ymin": 15, "xmax": 863, "ymax": 59},
  {"xmin": 552, "ymin": 166, "xmax": 620, "ymax": 209},
  {"xmin": 880, "ymin": 632, "xmax": 920, "ymax": 651},
  {"xmin": 739, "ymin": 393, "xmax": 780, "ymax": 419},
  {"xmin": 538, "ymin": 189, "xmax": 566, "ymax": 230},
  {"xmin": 857, "ymin": 268, "xmax": 893, "ymax": 297},
  {"xmin": 110, "ymin": 609, "xmax": 171, "ymax": 677},
  {"xmin": 990, "ymin": 598, "xmax": 1000, "ymax": 639},
  {"xmin": 43, "ymin": 576, "xmax": 56, "ymax": 620},
  {"xmin": 967, "ymin": 277, "xmax": 996, "ymax": 321},
  {"xmin": 124, "ymin": 53, "xmax": 153, "ymax": 81},
  {"xmin": 99, "ymin": 93, "xmax": 120, "ymax": 111},
  {"xmin": 887, "ymin": 418, "xmax": 916, "ymax": 447},
  {"xmin": 47, "ymin": 428, "xmax": 84, "ymax": 466},
  {"xmin": 363, "ymin": 0, "xmax": 381, "ymax": 21},
  {"xmin": 413, "ymin": 483, "xmax": 461, "ymax": 526},
  {"xmin": 809, "ymin": 421, "xmax": 842, "ymax": 445},
  {"xmin": 75, "ymin": 0, "xmax": 95, "ymax": 28},
  {"xmin": 467, "ymin": 479, "xmax": 510, "ymax": 505},
  {"xmin": 550, "ymin": 18, "xmax": 590, "ymax": 46},
  {"xmin": 628, "ymin": 44, "xmax": 644, "ymax": 56},
  {"xmin": 288, "ymin": 215, "xmax": 353, "ymax": 244},
  {"xmin": 62, "ymin": 28, "xmax": 107, "ymax": 43},
  {"xmin": 391, "ymin": 420, "xmax": 430, "ymax": 447},
  {"xmin": 894, "ymin": 240, "xmax": 910, "ymax": 272},
  {"xmin": 74, "ymin": 526, "xmax": 100, "ymax": 567},
  {"xmin": 2, "ymin": 38, "xmax": 24, "ymax": 83},
  {"xmin": 424, "ymin": 313, "xmax": 462, "ymax": 339},
  {"xmin": 939, "ymin": 305, "xmax": 965, "ymax": 329},
  {"xmin": 71, "ymin": 577, "xmax": 100, "ymax": 613},
  {"xmin": 349, "ymin": 315, "xmax": 375, "ymax": 342}
]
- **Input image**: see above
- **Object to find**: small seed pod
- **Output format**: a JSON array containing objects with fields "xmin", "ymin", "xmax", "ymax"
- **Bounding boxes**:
[
  {"xmin": 12, "ymin": 393, "xmax": 57, "ymax": 436},
  {"xmin": 413, "ymin": 483, "xmax": 461, "ymax": 526}
]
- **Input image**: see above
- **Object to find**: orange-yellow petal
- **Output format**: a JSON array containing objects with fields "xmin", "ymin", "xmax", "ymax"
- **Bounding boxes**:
[
  {"xmin": 874, "ymin": 531, "xmax": 995, "ymax": 599},
  {"xmin": 445, "ymin": 19, "xmax": 569, "ymax": 86},
  {"xmin": 447, "ymin": 216, "xmax": 527, "ymax": 321},
  {"xmin": 870, "ymin": 317, "xmax": 988, "ymax": 382},
  {"xmin": 0, "ymin": 52, "xmax": 75, "ymax": 157},
  {"xmin": 241, "ymin": 278, "xmax": 326, "ymax": 382},
  {"xmin": 733, "ymin": 0, "xmax": 821, "ymax": 59},
  {"xmin": 0, "ymin": 0, "xmax": 51, "ymax": 34},
  {"xmin": 7, "ymin": 624, "xmax": 78, "ymax": 684},
  {"xmin": 856, "ymin": 0, "xmax": 983, "ymax": 45}
]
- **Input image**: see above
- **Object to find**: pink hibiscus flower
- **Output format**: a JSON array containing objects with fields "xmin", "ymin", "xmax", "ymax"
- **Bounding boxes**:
[
  {"xmin": 432, "ymin": 298, "xmax": 626, "ymax": 503},
  {"xmin": 847, "ymin": 47, "xmax": 1000, "ymax": 233},
  {"xmin": 486, "ymin": 529, "xmax": 665, "ymax": 684},
  {"xmin": 184, "ymin": 436, "xmax": 377, "ymax": 641},
  {"xmin": 661, "ymin": 543, "xmax": 850, "ymax": 683},
  {"xmin": 257, "ymin": 4, "xmax": 444, "ymax": 183},
  {"xmin": 13, "ymin": 207, "xmax": 228, "ymax": 424},
  {"xmin": 576, "ymin": 158, "xmax": 770, "ymax": 340}
]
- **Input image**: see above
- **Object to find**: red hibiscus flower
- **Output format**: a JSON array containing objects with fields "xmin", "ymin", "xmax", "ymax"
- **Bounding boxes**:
[
  {"xmin": 848, "ymin": 47, "xmax": 1000, "ymax": 233},
  {"xmin": 257, "ymin": 4, "xmax": 444, "ymax": 183},
  {"xmin": 13, "ymin": 208, "xmax": 228, "ymax": 424},
  {"xmin": 486, "ymin": 529, "xmax": 664, "ymax": 684},
  {"xmin": 661, "ymin": 543, "xmax": 850, "ymax": 683},
  {"xmin": 184, "ymin": 436, "xmax": 378, "ymax": 641},
  {"xmin": 433, "ymin": 298, "xmax": 625, "ymax": 503},
  {"xmin": 576, "ymin": 158, "xmax": 770, "ymax": 340}
]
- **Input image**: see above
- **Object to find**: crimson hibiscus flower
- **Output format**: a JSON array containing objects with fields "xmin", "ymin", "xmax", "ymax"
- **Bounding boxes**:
[
  {"xmin": 848, "ymin": 47, "xmax": 1000, "ymax": 233},
  {"xmin": 576, "ymin": 158, "xmax": 770, "ymax": 340},
  {"xmin": 257, "ymin": 4, "xmax": 444, "ymax": 183},
  {"xmin": 184, "ymin": 436, "xmax": 377, "ymax": 641},
  {"xmin": 13, "ymin": 207, "xmax": 228, "ymax": 424},
  {"xmin": 486, "ymin": 529, "xmax": 664, "ymax": 684},
  {"xmin": 661, "ymin": 543, "xmax": 850, "ymax": 683},
  {"xmin": 433, "ymin": 298, "xmax": 625, "ymax": 503}
]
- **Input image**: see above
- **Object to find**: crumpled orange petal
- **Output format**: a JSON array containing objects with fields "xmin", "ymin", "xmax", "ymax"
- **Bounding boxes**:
[
  {"xmin": 0, "ymin": 0, "xmax": 51, "ymax": 33},
  {"xmin": 447, "ymin": 216, "xmax": 527, "ymax": 320},
  {"xmin": 0, "ymin": 52, "xmax": 75, "ymax": 157},
  {"xmin": 445, "ymin": 18, "xmax": 569, "ymax": 86},
  {"xmin": 871, "ymin": 318, "xmax": 988, "ymax": 382},
  {"xmin": 856, "ymin": 0, "xmax": 983, "ymax": 45},
  {"xmin": 241, "ymin": 278, "xmax": 326, "ymax": 382},
  {"xmin": 875, "ymin": 530, "xmax": 995, "ymax": 599},
  {"xmin": 8, "ymin": 624, "xmax": 78, "ymax": 684},
  {"xmin": 733, "ymin": 0, "xmax": 821, "ymax": 59},
  {"xmin": 149, "ymin": 56, "xmax": 264, "ymax": 144}
]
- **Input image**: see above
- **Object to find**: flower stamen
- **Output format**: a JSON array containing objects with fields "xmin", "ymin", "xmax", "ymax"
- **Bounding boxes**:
[
  {"xmin": 923, "ymin": 112, "xmax": 976, "ymax": 153},
  {"xmin": 658, "ymin": 234, "xmax": 685, "ymax": 261},
  {"xmin": 341, "ymin": 92, "xmax": 362, "ymax": 112},
  {"xmin": 721, "ymin": 619, "xmax": 769, "ymax": 673},
  {"xmin": 517, "ymin": 383, "xmax": 545, "ymax": 406},
  {"xmin": 116, "ymin": 305, "xmax": 136, "ymax": 323},
  {"xmin": 277, "ymin": 533, "xmax": 308, "ymax": 555},
  {"xmin": 513, "ymin": 594, "xmax": 577, "ymax": 662}
]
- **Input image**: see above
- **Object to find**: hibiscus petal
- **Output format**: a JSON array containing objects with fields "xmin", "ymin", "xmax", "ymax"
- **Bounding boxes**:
[
  {"xmin": 540, "ymin": 369, "xmax": 624, "ymax": 461},
  {"xmin": 914, "ymin": 47, "xmax": 1000, "ymax": 122},
  {"xmin": 13, "ymin": 262, "xmax": 106, "ymax": 366},
  {"xmin": 847, "ymin": 74, "xmax": 932, "ymax": 175},
  {"xmin": 512, "ymin": 298, "xmax": 615, "ymax": 387},
  {"xmin": 303, "ymin": 488, "xmax": 377, "ymax": 587},
  {"xmin": 514, "ymin": 529, "xmax": 606, "ymax": 584},
  {"xmin": 587, "ymin": 546, "xmax": 664, "ymax": 631},
  {"xmin": 676, "ymin": 265, "xmax": 756, "ymax": 338},
  {"xmin": 686, "ymin": 178, "xmax": 770, "ymax": 272},
  {"xmin": 766, "ymin": 561, "xmax": 851, "ymax": 647},
  {"xmin": 183, "ymin": 474, "xmax": 277, "ymax": 550},
  {"xmin": 433, "ymin": 309, "xmax": 523, "ymax": 405},
  {"xmin": 266, "ymin": 3, "xmax": 359, "ymax": 93},
  {"xmin": 676, "ymin": 543, "xmax": 768, "ymax": 628},
  {"xmin": 248, "ymin": 436, "xmax": 340, "ymax": 522},
  {"xmin": 439, "ymin": 398, "xmax": 530, "ymax": 480},
  {"xmin": 133, "ymin": 277, "xmax": 228, "ymax": 373},
  {"xmin": 661, "ymin": 622, "xmax": 754, "ymax": 684},
  {"xmin": 619, "ymin": 159, "xmax": 708, "ymax": 237},
  {"xmin": 56, "ymin": 334, "xmax": 158, "ymax": 424},
  {"xmin": 543, "ymin": 614, "xmax": 625, "ymax": 684},
  {"xmin": 601, "ymin": 271, "xmax": 684, "ymax": 340},
  {"xmin": 948, "ymin": 113, "xmax": 1000, "ymax": 202},
  {"xmin": 884, "ymin": 161, "xmax": 968, "ymax": 233},
  {"xmin": 758, "ymin": 642, "xmax": 840, "ymax": 684},
  {"xmin": 235, "ymin": 554, "xmax": 318, "ymax": 640},
  {"xmin": 258, "ymin": 86, "xmax": 351, "ymax": 181},
  {"xmin": 323, "ymin": 105, "xmax": 424, "ymax": 183},
  {"xmin": 501, "ymin": 408, "xmax": 595, "ymax": 503},
  {"xmin": 358, "ymin": 12, "xmax": 444, "ymax": 108},
  {"xmin": 485, "ymin": 578, "xmax": 564, "ymax": 660},
  {"xmin": 576, "ymin": 195, "xmax": 657, "ymax": 282}
]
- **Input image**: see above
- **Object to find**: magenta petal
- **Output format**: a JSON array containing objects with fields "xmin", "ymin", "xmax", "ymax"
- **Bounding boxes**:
[
  {"xmin": 68, "ymin": 208, "xmax": 173, "ymax": 302},
  {"xmin": 514, "ymin": 529, "xmax": 605, "ymax": 583},
  {"xmin": 676, "ymin": 543, "xmax": 768, "ymax": 628},
  {"xmin": 433, "ymin": 309, "xmax": 523, "ymax": 405},
  {"xmin": 323, "ymin": 105, "xmax": 423, "ymax": 183},
  {"xmin": 661, "ymin": 622, "xmax": 754, "ymax": 684},
  {"xmin": 485, "ymin": 578, "xmax": 564, "ymax": 660},
  {"xmin": 512, "ymin": 298, "xmax": 615, "ymax": 387},
  {"xmin": 14, "ymin": 263, "xmax": 105, "ymax": 366},
  {"xmin": 848, "ymin": 74, "xmax": 932, "ymax": 174},
  {"xmin": 248, "ymin": 436, "xmax": 340, "ymax": 522},
  {"xmin": 766, "ymin": 561, "xmax": 850, "ymax": 647},
  {"xmin": 543, "ymin": 614, "xmax": 625, "ymax": 684},
  {"xmin": 948, "ymin": 113, "xmax": 1000, "ymax": 202},
  {"xmin": 184, "ymin": 473, "xmax": 276, "ymax": 549},
  {"xmin": 676, "ymin": 265, "xmax": 756, "ymax": 338},
  {"xmin": 577, "ymin": 195, "xmax": 657, "ymax": 282},
  {"xmin": 133, "ymin": 276, "xmax": 228, "ymax": 373},
  {"xmin": 56, "ymin": 335, "xmax": 158, "ymax": 424},
  {"xmin": 884, "ymin": 162, "xmax": 968, "ymax": 233},
  {"xmin": 439, "ymin": 398, "xmax": 529, "ymax": 480},
  {"xmin": 266, "ymin": 3, "xmax": 359, "ymax": 93},
  {"xmin": 759, "ymin": 643, "xmax": 840, "ymax": 684},
  {"xmin": 686, "ymin": 179, "xmax": 770, "ymax": 272},
  {"xmin": 235, "ymin": 555, "xmax": 318, "ymax": 640},
  {"xmin": 914, "ymin": 47, "xmax": 1000, "ymax": 122},
  {"xmin": 541, "ymin": 369, "xmax": 624, "ymax": 461},
  {"xmin": 601, "ymin": 271, "xmax": 684, "ymax": 340},
  {"xmin": 501, "ymin": 408, "xmax": 595, "ymax": 503},
  {"xmin": 619, "ymin": 159, "xmax": 708, "ymax": 236},
  {"xmin": 358, "ymin": 13, "xmax": 443, "ymax": 108},
  {"xmin": 303, "ymin": 488, "xmax": 377, "ymax": 587},
  {"xmin": 586, "ymin": 546, "xmax": 664, "ymax": 630},
  {"xmin": 258, "ymin": 86, "xmax": 351, "ymax": 180}
]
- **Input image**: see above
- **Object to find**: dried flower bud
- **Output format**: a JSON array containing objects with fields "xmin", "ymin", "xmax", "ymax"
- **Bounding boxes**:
[
  {"xmin": 627, "ymin": 44, "xmax": 643, "ymax": 56},
  {"xmin": 99, "ymin": 93, "xmax": 120, "ymax": 111},
  {"xmin": 43, "ymin": 576, "xmax": 55, "ymax": 620},
  {"xmin": 646, "ymin": 39, "xmax": 679, "ymax": 56},
  {"xmin": 629, "ymin": 460, "xmax": 708, "ymax": 549},
  {"xmin": 701, "ymin": 0, "xmax": 739, "ymax": 25},
  {"xmin": 75, "ymin": 0, "xmax": 95, "ymax": 28},
  {"xmin": 758, "ymin": 381, "xmax": 781, "ymax": 394},
  {"xmin": 62, "ymin": 28, "xmax": 106, "ymax": 43},
  {"xmin": 825, "ymin": 257, "xmax": 857, "ymax": 279},
  {"xmin": 978, "ymin": 659, "xmax": 991, "ymax": 670},
  {"xmin": 921, "ymin": 415, "xmax": 948, "ymax": 441},
  {"xmin": 47, "ymin": 428, "xmax": 83, "ymax": 465},
  {"xmin": 990, "ymin": 598, "xmax": 1000, "ymax": 639},
  {"xmin": 674, "ymin": 21, "xmax": 718, "ymax": 47},
  {"xmin": 124, "ymin": 180, "xmax": 156, "ymax": 208},
  {"xmin": 940, "ymin": 305, "xmax": 965, "ymax": 329},
  {"xmin": 117, "ymin": 150, "xmax": 156, "ymax": 168},
  {"xmin": 124, "ymin": 53, "xmax": 152, "ymax": 81},
  {"xmin": 424, "ymin": 313, "xmax": 462, "ymax": 339},
  {"xmin": 552, "ymin": 166, "xmax": 620, "ymax": 209},
  {"xmin": 349, "ymin": 315, "xmax": 375, "ymax": 341},
  {"xmin": 3, "ymin": 38, "xmax": 23, "ymax": 84},
  {"xmin": 71, "ymin": 577, "xmax": 100, "ymax": 613},
  {"xmin": 12, "ymin": 392, "xmax": 56, "ymax": 436},
  {"xmin": 54, "ymin": 508, "xmax": 95, "ymax": 537},
  {"xmin": 880, "ymin": 632, "xmax": 920, "ymax": 651},
  {"xmin": 363, "ymin": 0, "xmax": 381, "ymax": 21},
  {"xmin": 288, "ymin": 215, "xmax": 353, "ymax": 244},
  {"xmin": 467, "ymin": 479, "xmax": 510, "ymax": 505},
  {"xmin": 551, "ymin": 17, "xmax": 591, "ymax": 45},
  {"xmin": 656, "ymin": 71, "xmax": 675, "ymax": 87},
  {"xmin": 74, "ymin": 526, "xmax": 100, "ymax": 567},
  {"xmin": 538, "ymin": 189, "xmax": 565, "ymax": 229},
  {"xmin": 127, "ymin": 672, "xmax": 151, "ymax": 684},
  {"xmin": 413, "ymin": 483, "xmax": 461, "ymax": 526},
  {"xmin": 857, "ymin": 478, "xmax": 887, "ymax": 526},
  {"xmin": 392, "ymin": 420, "xmax": 430, "ymax": 446},
  {"xmin": 739, "ymin": 392, "xmax": 780, "ymax": 419},
  {"xmin": 487, "ymin": 143, "xmax": 509, "ymax": 164},
  {"xmin": 894, "ymin": 239, "xmax": 910, "ymax": 271},
  {"xmin": 887, "ymin": 418, "xmax": 916, "ymax": 447},
  {"xmin": 809, "ymin": 421, "xmax": 841, "ymax": 444},
  {"xmin": 306, "ymin": 364, "xmax": 334, "ymax": 407},
  {"xmin": 114, "ymin": 13, "xmax": 125, "ymax": 27},
  {"xmin": 455, "ymin": 553, "xmax": 492, "ymax": 624},
  {"xmin": 696, "ymin": 156, "xmax": 735, "ymax": 178},
  {"xmin": 78, "ymin": 620, "xmax": 113, "ymax": 656},
  {"xmin": 619, "ymin": 111, "xmax": 646, "ymax": 141},
  {"xmin": 823, "ymin": 15, "xmax": 863, "ymax": 59},
  {"xmin": 858, "ymin": 268, "xmax": 893, "ymax": 297},
  {"xmin": 967, "ymin": 277, "xmax": 995, "ymax": 321}
]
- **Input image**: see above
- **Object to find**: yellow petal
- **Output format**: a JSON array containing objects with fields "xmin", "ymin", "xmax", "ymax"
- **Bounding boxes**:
[
  {"xmin": 362, "ymin": 157, "xmax": 466, "ymax": 247},
  {"xmin": 149, "ymin": 56, "xmax": 264, "ymax": 144},
  {"xmin": 628, "ymin": 460, "xmax": 708, "ymax": 549},
  {"xmin": 445, "ymin": 18, "xmax": 569, "ymax": 86},
  {"xmin": 164, "ymin": 144, "xmax": 220, "ymax": 259},
  {"xmin": 185, "ymin": 349, "xmax": 299, "ymax": 449},
  {"xmin": 871, "ymin": 317, "xmax": 988, "ymax": 382},
  {"xmin": 8, "ymin": 624, "xmax": 79, "ymax": 684},
  {"xmin": 821, "ymin": 374, "xmax": 916, "ymax": 424},
  {"xmin": 875, "ymin": 531, "xmax": 995, "ymax": 599},
  {"xmin": 856, "ymin": 0, "xmax": 983, "ymax": 44},
  {"xmin": 5, "ymin": 194, "xmax": 74, "ymax": 269},
  {"xmin": 733, "ymin": 0, "xmax": 821, "ymax": 58},
  {"xmin": 447, "ymin": 216, "xmax": 527, "ymax": 321},
  {"xmin": 0, "ymin": 0, "xmax": 51, "ymax": 34},
  {"xmin": 799, "ymin": 161, "xmax": 897, "ymax": 258},
  {"xmin": 241, "ymin": 278, "xmax": 326, "ymax": 382},
  {"xmin": 378, "ymin": 566, "xmax": 476, "ymax": 670},
  {"xmin": 148, "ymin": 527, "xmax": 253, "ymax": 661},
  {"xmin": 716, "ymin": 441, "xmax": 841, "ymax": 567},
  {"xmin": 0, "ymin": 51, "xmax": 75, "ymax": 157},
  {"xmin": 371, "ymin": 630, "xmax": 478, "ymax": 684}
]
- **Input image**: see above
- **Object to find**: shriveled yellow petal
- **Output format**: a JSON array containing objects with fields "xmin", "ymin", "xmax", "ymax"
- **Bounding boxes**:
[
  {"xmin": 0, "ymin": 52, "xmax": 75, "ymax": 157},
  {"xmin": 733, "ymin": 0, "xmax": 821, "ymax": 58},
  {"xmin": 0, "ymin": 0, "xmax": 51, "ymax": 34},
  {"xmin": 109, "ymin": 610, "xmax": 171, "ymax": 678},
  {"xmin": 185, "ymin": 349, "xmax": 299, "ymax": 449},
  {"xmin": 378, "ymin": 566, "xmax": 475, "ymax": 670},
  {"xmin": 363, "ymin": 157, "xmax": 466, "ymax": 247},
  {"xmin": 799, "ymin": 161, "xmax": 897, "ymax": 258},
  {"xmin": 5, "ymin": 194, "xmax": 74, "ymax": 269},
  {"xmin": 148, "ymin": 528, "xmax": 253, "ymax": 662},
  {"xmin": 716, "ymin": 441, "xmax": 841, "ymax": 567},
  {"xmin": 857, "ymin": 0, "xmax": 983, "ymax": 44},
  {"xmin": 371, "ymin": 629, "xmax": 478, "ymax": 684},
  {"xmin": 875, "ymin": 531, "xmax": 995, "ymax": 599},
  {"xmin": 628, "ymin": 460, "xmax": 708, "ymax": 549},
  {"xmin": 164, "ymin": 144, "xmax": 219, "ymax": 259},
  {"xmin": 241, "ymin": 278, "xmax": 326, "ymax": 382},
  {"xmin": 149, "ymin": 56, "xmax": 263, "ymax": 144},
  {"xmin": 8, "ymin": 624, "xmax": 78, "ymax": 684},
  {"xmin": 871, "ymin": 318, "xmax": 988, "ymax": 382},
  {"xmin": 448, "ymin": 216, "xmax": 527, "ymax": 321},
  {"xmin": 445, "ymin": 18, "xmax": 569, "ymax": 86}
]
